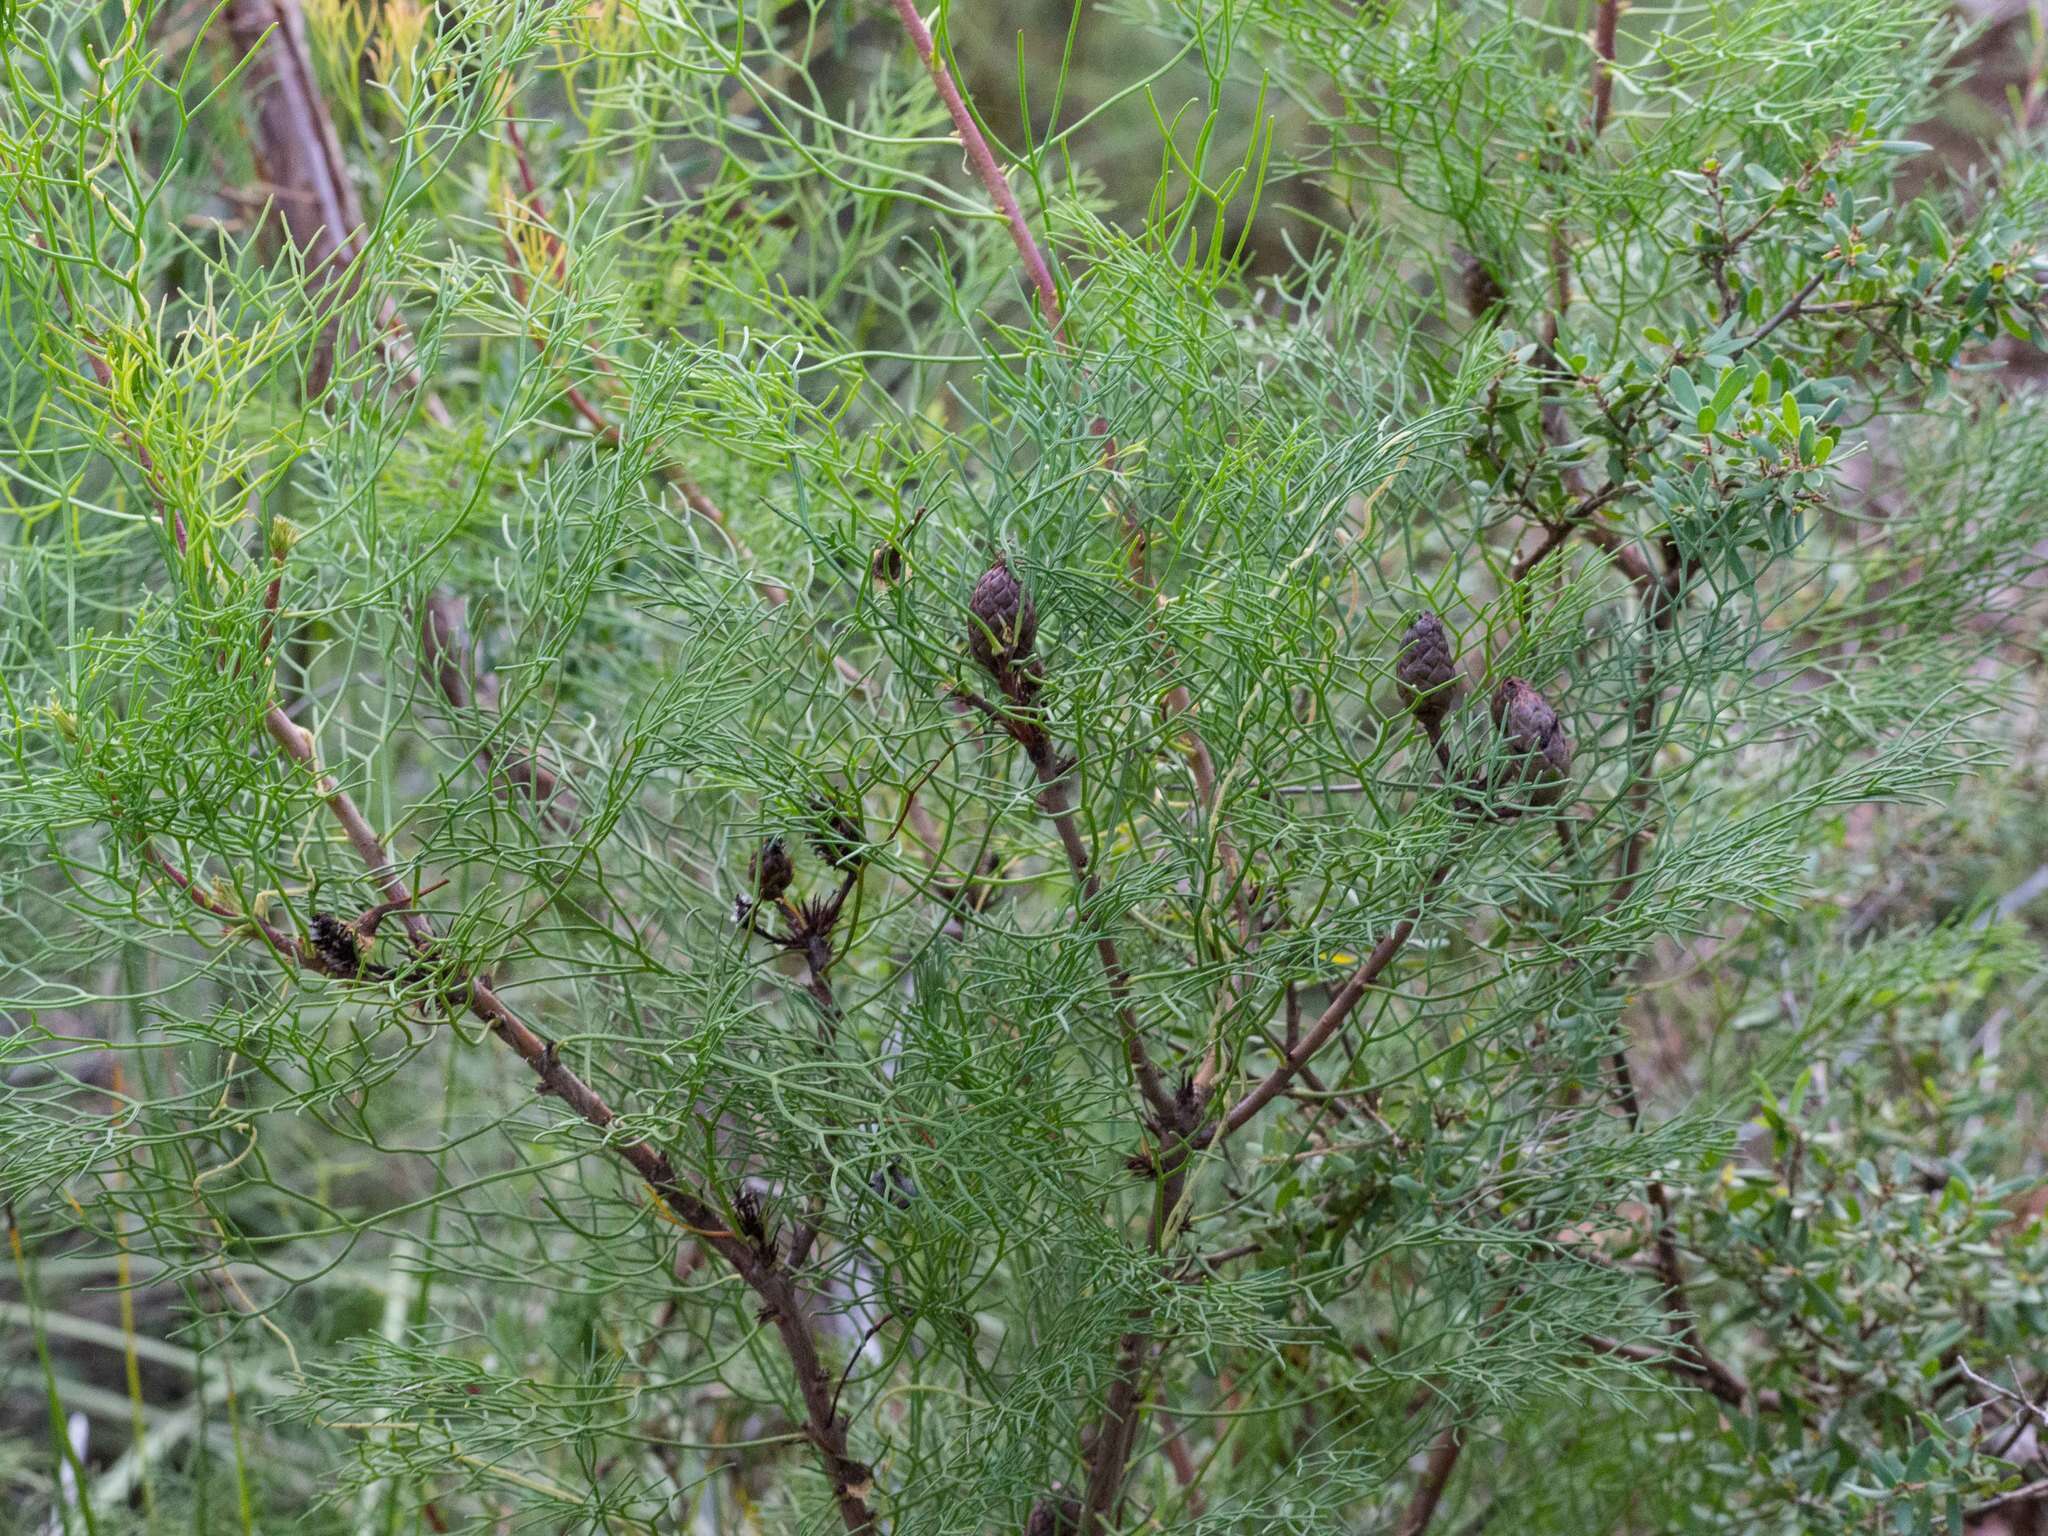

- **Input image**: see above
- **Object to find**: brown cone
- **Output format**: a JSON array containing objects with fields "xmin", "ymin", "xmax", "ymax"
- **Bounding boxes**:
[
  {"xmin": 1396, "ymin": 611, "xmax": 1462, "ymax": 721},
  {"xmin": 968, "ymin": 555, "xmax": 1037, "ymax": 677},
  {"xmin": 1490, "ymin": 677, "xmax": 1572, "ymax": 803}
]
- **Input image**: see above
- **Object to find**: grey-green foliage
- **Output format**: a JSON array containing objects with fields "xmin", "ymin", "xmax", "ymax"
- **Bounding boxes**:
[{"xmin": 2, "ymin": 0, "xmax": 2046, "ymax": 1532}]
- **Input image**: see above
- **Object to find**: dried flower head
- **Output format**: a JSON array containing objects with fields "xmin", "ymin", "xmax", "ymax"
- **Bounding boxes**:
[
  {"xmin": 311, "ymin": 911, "xmax": 365, "ymax": 976},
  {"xmin": 1490, "ymin": 677, "xmax": 1573, "ymax": 803},
  {"xmin": 967, "ymin": 554, "xmax": 1037, "ymax": 677},
  {"xmin": 807, "ymin": 795, "xmax": 865, "ymax": 870},
  {"xmin": 1395, "ymin": 611, "xmax": 1462, "ymax": 721},
  {"xmin": 750, "ymin": 836, "xmax": 794, "ymax": 904},
  {"xmin": 732, "ymin": 1186, "xmax": 775, "ymax": 1257}
]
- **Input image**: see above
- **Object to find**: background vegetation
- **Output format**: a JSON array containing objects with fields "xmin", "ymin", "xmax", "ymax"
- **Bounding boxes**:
[{"xmin": 5, "ymin": 0, "xmax": 2048, "ymax": 1533}]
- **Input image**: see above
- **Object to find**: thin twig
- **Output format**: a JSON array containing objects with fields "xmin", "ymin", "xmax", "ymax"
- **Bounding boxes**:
[
  {"xmin": 1213, "ymin": 860, "xmax": 1452, "ymax": 1143},
  {"xmin": 1074, "ymin": 1149, "xmax": 1194, "ymax": 1530},
  {"xmin": 499, "ymin": 123, "xmax": 730, "ymax": 532},
  {"xmin": 1056, "ymin": 831, "xmax": 1453, "ymax": 1523},
  {"xmin": 1966, "ymin": 1478, "xmax": 2048, "ymax": 1520},
  {"xmin": 885, "ymin": 0, "xmax": 1063, "ymax": 333},
  {"xmin": 1728, "ymin": 266, "xmax": 1832, "ymax": 358},
  {"xmin": 1526, "ymin": 26, "xmax": 1749, "ymax": 1434},
  {"xmin": 419, "ymin": 590, "xmax": 581, "ymax": 834},
  {"xmin": 1394, "ymin": 1425, "xmax": 1464, "ymax": 1536},
  {"xmin": 227, "ymin": 0, "xmax": 451, "ymax": 423},
  {"xmin": 1590, "ymin": 0, "xmax": 1620, "ymax": 137},
  {"xmin": 1018, "ymin": 730, "xmax": 1175, "ymax": 1118},
  {"xmin": 1602, "ymin": 956, "xmax": 1752, "ymax": 1414},
  {"xmin": 119, "ymin": 557, "xmax": 882, "ymax": 1528},
  {"xmin": 1509, "ymin": 479, "xmax": 1637, "ymax": 585},
  {"xmin": 1583, "ymin": 1333, "xmax": 1781, "ymax": 1412},
  {"xmin": 496, "ymin": 118, "xmax": 871, "ymax": 694},
  {"xmin": 1958, "ymin": 1359, "xmax": 2048, "ymax": 1430},
  {"xmin": 166, "ymin": 824, "xmax": 880, "ymax": 1529}
]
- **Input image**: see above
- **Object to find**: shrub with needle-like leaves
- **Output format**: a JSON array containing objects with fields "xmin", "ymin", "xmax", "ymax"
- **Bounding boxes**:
[{"xmin": 4, "ymin": 1, "xmax": 2048, "ymax": 1534}]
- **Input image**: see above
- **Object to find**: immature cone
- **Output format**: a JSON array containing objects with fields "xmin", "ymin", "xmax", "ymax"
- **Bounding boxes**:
[
  {"xmin": 1395, "ymin": 611, "xmax": 1461, "ymax": 721},
  {"xmin": 1490, "ymin": 677, "xmax": 1572, "ymax": 803},
  {"xmin": 749, "ymin": 836, "xmax": 794, "ymax": 905},
  {"xmin": 967, "ymin": 554, "xmax": 1037, "ymax": 677}
]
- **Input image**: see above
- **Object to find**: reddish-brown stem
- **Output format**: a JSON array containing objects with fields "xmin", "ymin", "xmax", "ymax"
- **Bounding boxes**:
[
  {"xmin": 1540, "ymin": 495, "xmax": 1744, "ymax": 1433},
  {"xmin": 1051, "ymin": 801, "xmax": 1450, "ymax": 1518},
  {"xmin": 1583, "ymin": 1333, "xmax": 1779, "ymax": 1412},
  {"xmin": 1214, "ymin": 861, "xmax": 1451, "ymax": 1143},
  {"xmin": 252, "ymin": 511, "xmax": 288, "ymax": 663},
  {"xmin": 256, "ymin": 570, "xmax": 284, "ymax": 656},
  {"xmin": 148, "ymin": 832, "xmax": 878, "ymax": 1530},
  {"xmin": 141, "ymin": 549, "xmax": 866, "ymax": 1524},
  {"xmin": 1394, "ymin": 1425, "xmax": 1464, "ymax": 1536},
  {"xmin": 494, "ymin": 165, "xmax": 736, "ymax": 532},
  {"xmin": 1517, "ymin": 446, "xmax": 1736, "ymax": 1430},
  {"xmin": 1018, "ymin": 733, "xmax": 1174, "ymax": 1117},
  {"xmin": 960, "ymin": 675, "xmax": 1194, "ymax": 1524},
  {"xmin": 1509, "ymin": 479, "xmax": 1637, "ymax": 586},
  {"xmin": 1524, "ymin": 373, "xmax": 1658, "ymax": 603},
  {"xmin": 1512, "ymin": 0, "xmax": 1636, "ymax": 601},
  {"xmin": 1155, "ymin": 1411, "xmax": 1207, "ymax": 1517},
  {"xmin": 497, "ymin": 125, "xmax": 733, "ymax": 533},
  {"xmin": 885, "ymin": 0, "xmax": 1063, "ymax": 334},
  {"xmin": 1534, "ymin": 484, "xmax": 1740, "ymax": 1416},
  {"xmin": 1576, "ymin": 518, "xmax": 1661, "ymax": 601},
  {"xmin": 1590, "ymin": 0, "xmax": 1620, "ymax": 138},
  {"xmin": 1603, "ymin": 1027, "xmax": 1750, "ymax": 1411},
  {"xmin": 1607, "ymin": 549, "xmax": 1690, "ymax": 907},
  {"xmin": 419, "ymin": 591, "xmax": 581, "ymax": 834},
  {"xmin": 891, "ymin": 0, "xmax": 1237, "ymax": 971},
  {"xmin": 1065, "ymin": 853, "xmax": 1452, "ymax": 1524},
  {"xmin": 889, "ymin": 0, "xmax": 1231, "ymax": 1096},
  {"xmin": 1074, "ymin": 1149, "xmax": 1193, "ymax": 1530},
  {"xmin": 1511, "ymin": 521, "xmax": 1572, "ymax": 586},
  {"xmin": 255, "ymin": 570, "xmax": 876, "ymax": 1530},
  {"xmin": 959, "ymin": 657, "xmax": 1215, "ymax": 1524},
  {"xmin": 143, "ymin": 845, "xmax": 319, "ymax": 969}
]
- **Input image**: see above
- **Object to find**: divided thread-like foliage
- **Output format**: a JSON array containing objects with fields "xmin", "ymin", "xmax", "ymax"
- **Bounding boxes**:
[{"xmin": 2, "ymin": 1, "xmax": 2047, "ymax": 1533}]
